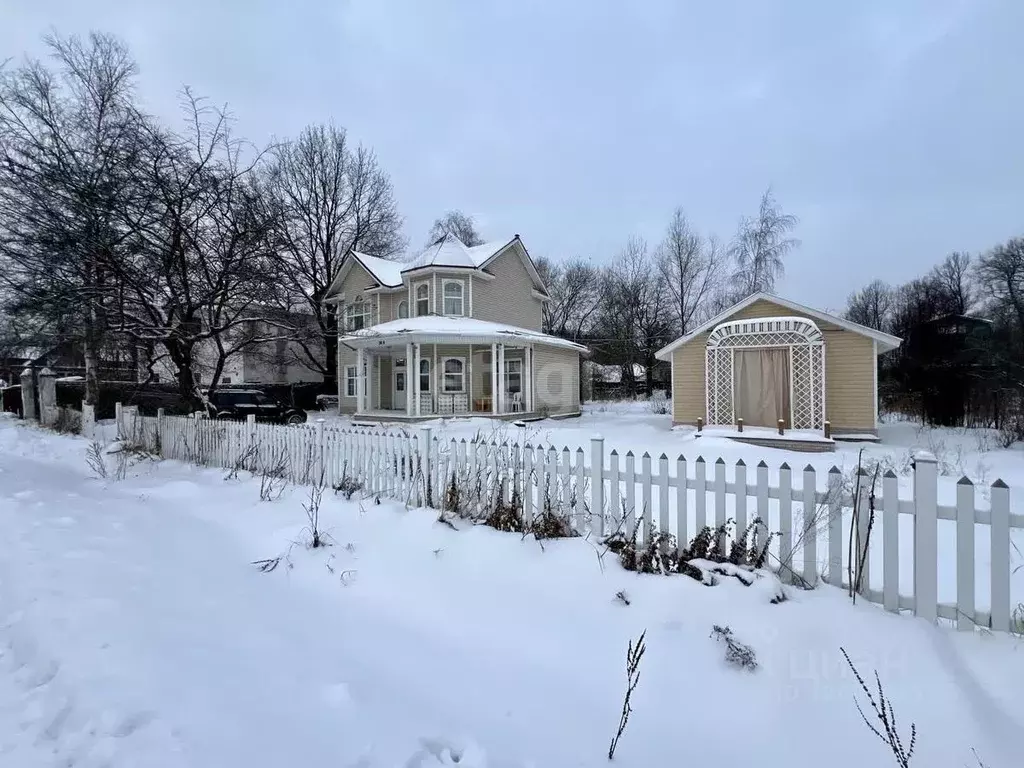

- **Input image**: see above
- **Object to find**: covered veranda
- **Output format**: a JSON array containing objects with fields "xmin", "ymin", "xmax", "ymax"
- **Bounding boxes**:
[{"xmin": 341, "ymin": 319, "xmax": 579, "ymax": 421}]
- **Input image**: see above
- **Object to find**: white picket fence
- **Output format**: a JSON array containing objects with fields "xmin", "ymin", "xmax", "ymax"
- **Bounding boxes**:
[{"xmin": 106, "ymin": 404, "xmax": 1023, "ymax": 634}]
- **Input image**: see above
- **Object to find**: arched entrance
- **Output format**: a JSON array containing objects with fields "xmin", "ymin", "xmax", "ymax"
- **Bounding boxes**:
[{"xmin": 705, "ymin": 316, "xmax": 825, "ymax": 430}]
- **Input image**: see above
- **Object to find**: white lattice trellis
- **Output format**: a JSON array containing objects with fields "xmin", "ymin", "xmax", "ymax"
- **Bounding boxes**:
[{"xmin": 705, "ymin": 316, "xmax": 825, "ymax": 429}]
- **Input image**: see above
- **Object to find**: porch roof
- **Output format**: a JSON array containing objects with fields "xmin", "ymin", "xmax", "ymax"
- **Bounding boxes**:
[{"xmin": 340, "ymin": 316, "xmax": 588, "ymax": 353}]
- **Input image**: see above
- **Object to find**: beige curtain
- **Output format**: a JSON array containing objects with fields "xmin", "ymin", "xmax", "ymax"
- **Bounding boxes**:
[{"xmin": 733, "ymin": 348, "xmax": 791, "ymax": 427}]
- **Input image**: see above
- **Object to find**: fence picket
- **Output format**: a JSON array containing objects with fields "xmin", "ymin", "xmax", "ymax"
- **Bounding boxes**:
[
  {"xmin": 735, "ymin": 460, "xmax": 747, "ymax": 549},
  {"xmin": 779, "ymin": 463, "xmax": 793, "ymax": 581},
  {"xmin": 827, "ymin": 467, "xmax": 843, "ymax": 587},
  {"xmin": 714, "ymin": 458, "xmax": 726, "ymax": 550},
  {"xmin": 625, "ymin": 452, "xmax": 636, "ymax": 538},
  {"xmin": 882, "ymin": 470, "xmax": 900, "ymax": 612},
  {"xmin": 575, "ymin": 447, "xmax": 586, "ymax": 532},
  {"xmin": 803, "ymin": 465, "xmax": 819, "ymax": 586},
  {"xmin": 755, "ymin": 461, "xmax": 769, "ymax": 557},
  {"xmin": 676, "ymin": 455, "xmax": 687, "ymax": 548},
  {"xmin": 523, "ymin": 444, "xmax": 535, "ymax": 524},
  {"xmin": 609, "ymin": 450, "xmax": 621, "ymax": 530},
  {"xmin": 956, "ymin": 477, "xmax": 976, "ymax": 631},
  {"xmin": 695, "ymin": 457, "xmax": 707, "ymax": 533},
  {"xmin": 641, "ymin": 453, "xmax": 652, "ymax": 542},
  {"xmin": 913, "ymin": 452, "xmax": 939, "ymax": 622},
  {"xmin": 561, "ymin": 447, "xmax": 572, "ymax": 517},
  {"xmin": 854, "ymin": 468, "xmax": 869, "ymax": 595},
  {"xmin": 658, "ymin": 454, "xmax": 669, "ymax": 537},
  {"xmin": 990, "ymin": 479, "xmax": 1011, "ymax": 632}
]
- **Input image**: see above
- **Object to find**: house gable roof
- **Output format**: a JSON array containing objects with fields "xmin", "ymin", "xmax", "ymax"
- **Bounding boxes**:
[
  {"xmin": 324, "ymin": 233, "xmax": 548, "ymax": 301},
  {"xmin": 654, "ymin": 292, "xmax": 903, "ymax": 360}
]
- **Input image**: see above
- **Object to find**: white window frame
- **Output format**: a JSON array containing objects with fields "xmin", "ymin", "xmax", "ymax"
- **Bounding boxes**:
[
  {"xmin": 345, "ymin": 296, "xmax": 371, "ymax": 331},
  {"xmin": 442, "ymin": 279, "xmax": 465, "ymax": 316},
  {"xmin": 419, "ymin": 358, "xmax": 431, "ymax": 392},
  {"xmin": 344, "ymin": 365, "xmax": 358, "ymax": 398},
  {"xmin": 504, "ymin": 358, "xmax": 522, "ymax": 394},
  {"xmin": 442, "ymin": 357, "xmax": 466, "ymax": 393},
  {"xmin": 415, "ymin": 282, "xmax": 430, "ymax": 316},
  {"xmin": 397, "ymin": 300, "xmax": 409, "ymax": 319}
]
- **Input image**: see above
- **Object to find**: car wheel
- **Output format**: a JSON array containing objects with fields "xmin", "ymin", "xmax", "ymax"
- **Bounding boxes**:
[{"xmin": 286, "ymin": 414, "xmax": 305, "ymax": 425}]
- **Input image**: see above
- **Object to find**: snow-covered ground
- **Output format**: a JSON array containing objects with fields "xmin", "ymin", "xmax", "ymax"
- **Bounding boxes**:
[{"xmin": 2, "ymin": 415, "xmax": 1023, "ymax": 767}]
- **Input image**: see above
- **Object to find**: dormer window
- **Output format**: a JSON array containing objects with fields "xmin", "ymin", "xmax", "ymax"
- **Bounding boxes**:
[
  {"xmin": 416, "ymin": 284, "xmax": 429, "ymax": 316},
  {"xmin": 443, "ymin": 280, "xmax": 464, "ymax": 316}
]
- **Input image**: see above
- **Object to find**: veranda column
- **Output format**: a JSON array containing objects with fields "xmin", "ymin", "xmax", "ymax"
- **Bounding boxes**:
[
  {"xmin": 491, "ymin": 342, "xmax": 499, "ymax": 415},
  {"xmin": 356, "ymin": 348, "xmax": 366, "ymax": 415},
  {"xmin": 413, "ymin": 343, "xmax": 422, "ymax": 417},
  {"xmin": 525, "ymin": 345, "xmax": 533, "ymax": 412},
  {"xmin": 467, "ymin": 345, "xmax": 474, "ymax": 413},
  {"xmin": 406, "ymin": 342, "xmax": 414, "ymax": 416},
  {"xmin": 497, "ymin": 343, "xmax": 506, "ymax": 414}
]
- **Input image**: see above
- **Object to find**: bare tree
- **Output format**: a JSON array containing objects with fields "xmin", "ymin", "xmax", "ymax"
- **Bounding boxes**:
[
  {"xmin": 110, "ymin": 93, "xmax": 284, "ymax": 405},
  {"xmin": 426, "ymin": 209, "xmax": 482, "ymax": 246},
  {"xmin": 845, "ymin": 280, "xmax": 895, "ymax": 332},
  {"xmin": 931, "ymin": 251, "xmax": 973, "ymax": 316},
  {"xmin": 728, "ymin": 187, "xmax": 799, "ymax": 297},
  {"xmin": 0, "ymin": 32, "xmax": 141, "ymax": 404},
  {"xmin": 536, "ymin": 256, "xmax": 600, "ymax": 340},
  {"xmin": 656, "ymin": 208, "xmax": 725, "ymax": 335},
  {"xmin": 597, "ymin": 238, "xmax": 674, "ymax": 394},
  {"xmin": 267, "ymin": 123, "xmax": 404, "ymax": 387}
]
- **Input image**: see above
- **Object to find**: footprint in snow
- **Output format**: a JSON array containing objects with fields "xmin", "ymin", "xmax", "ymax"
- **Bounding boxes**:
[{"xmin": 405, "ymin": 737, "xmax": 491, "ymax": 767}]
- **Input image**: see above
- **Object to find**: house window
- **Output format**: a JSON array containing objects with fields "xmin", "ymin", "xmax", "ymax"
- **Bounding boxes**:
[
  {"xmin": 443, "ymin": 358, "xmax": 465, "ymax": 392},
  {"xmin": 222, "ymin": 376, "xmax": 232, "ymax": 385},
  {"xmin": 504, "ymin": 359, "xmax": 522, "ymax": 394},
  {"xmin": 397, "ymin": 300, "xmax": 408, "ymax": 319},
  {"xmin": 416, "ymin": 284, "xmax": 429, "ymax": 316},
  {"xmin": 419, "ymin": 358, "xmax": 431, "ymax": 392},
  {"xmin": 345, "ymin": 365, "xmax": 358, "ymax": 397},
  {"xmin": 345, "ymin": 297, "xmax": 370, "ymax": 331},
  {"xmin": 443, "ymin": 280, "xmax": 464, "ymax": 316}
]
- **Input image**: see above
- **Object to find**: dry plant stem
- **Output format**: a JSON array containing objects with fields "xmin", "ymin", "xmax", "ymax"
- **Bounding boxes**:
[
  {"xmin": 607, "ymin": 630, "xmax": 646, "ymax": 760},
  {"xmin": 840, "ymin": 647, "xmax": 917, "ymax": 767}
]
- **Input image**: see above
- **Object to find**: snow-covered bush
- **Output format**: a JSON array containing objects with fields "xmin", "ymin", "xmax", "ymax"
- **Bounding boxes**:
[{"xmin": 711, "ymin": 625, "xmax": 758, "ymax": 671}]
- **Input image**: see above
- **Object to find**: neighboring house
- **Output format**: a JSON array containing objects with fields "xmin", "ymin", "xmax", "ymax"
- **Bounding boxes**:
[
  {"xmin": 143, "ymin": 310, "xmax": 325, "ymax": 387},
  {"xmin": 655, "ymin": 293, "xmax": 902, "ymax": 435},
  {"xmin": 323, "ymin": 234, "xmax": 587, "ymax": 420}
]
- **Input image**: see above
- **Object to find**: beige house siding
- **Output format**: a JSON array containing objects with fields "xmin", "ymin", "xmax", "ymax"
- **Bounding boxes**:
[
  {"xmin": 533, "ymin": 345, "xmax": 580, "ymax": 415},
  {"xmin": 472, "ymin": 248, "xmax": 543, "ymax": 330},
  {"xmin": 670, "ymin": 298, "xmax": 877, "ymax": 432}
]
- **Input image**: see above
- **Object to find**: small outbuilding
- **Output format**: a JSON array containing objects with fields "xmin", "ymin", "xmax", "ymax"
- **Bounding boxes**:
[{"xmin": 655, "ymin": 293, "xmax": 902, "ymax": 437}]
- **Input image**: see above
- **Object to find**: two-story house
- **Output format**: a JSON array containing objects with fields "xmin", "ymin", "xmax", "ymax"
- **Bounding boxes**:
[{"xmin": 323, "ymin": 234, "xmax": 586, "ymax": 420}]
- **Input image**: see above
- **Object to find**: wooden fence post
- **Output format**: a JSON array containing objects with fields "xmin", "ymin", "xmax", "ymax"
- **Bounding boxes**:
[
  {"xmin": 882, "ymin": 469, "xmax": 900, "ymax": 613},
  {"xmin": 827, "ymin": 466, "xmax": 843, "ymax": 587},
  {"xmin": 156, "ymin": 408, "xmax": 166, "ymax": 457},
  {"xmin": 990, "ymin": 479, "xmax": 1011, "ymax": 632},
  {"xmin": 778, "ymin": 462, "xmax": 792, "ymax": 582},
  {"xmin": 955, "ymin": 476, "xmax": 975, "ymax": 631},
  {"xmin": 115, "ymin": 401, "xmax": 123, "ymax": 433},
  {"xmin": 912, "ymin": 451, "xmax": 938, "ymax": 622},
  {"xmin": 590, "ymin": 434, "xmax": 605, "ymax": 537},
  {"xmin": 316, "ymin": 419, "xmax": 326, "ymax": 484},
  {"xmin": 803, "ymin": 464, "xmax": 818, "ymax": 586},
  {"xmin": 419, "ymin": 426, "xmax": 432, "ymax": 507},
  {"xmin": 735, "ymin": 459, "xmax": 747, "ymax": 546}
]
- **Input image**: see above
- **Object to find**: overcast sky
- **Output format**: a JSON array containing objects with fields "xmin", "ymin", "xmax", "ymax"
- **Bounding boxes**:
[{"xmin": 3, "ymin": 0, "xmax": 1022, "ymax": 310}]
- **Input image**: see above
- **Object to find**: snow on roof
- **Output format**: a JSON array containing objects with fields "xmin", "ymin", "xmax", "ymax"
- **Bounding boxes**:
[
  {"xmin": 342, "ymin": 316, "xmax": 587, "ymax": 352},
  {"xmin": 350, "ymin": 251, "xmax": 405, "ymax": 288},
  {"xmin": 464, "ymin": 240, "xmax": 512, "ymax": 267}
]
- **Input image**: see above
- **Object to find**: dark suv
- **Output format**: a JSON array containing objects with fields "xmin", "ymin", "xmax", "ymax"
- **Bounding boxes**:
[{"xmin": 206, "ymin": 388, "xmax": 307, "ymax": 424}]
